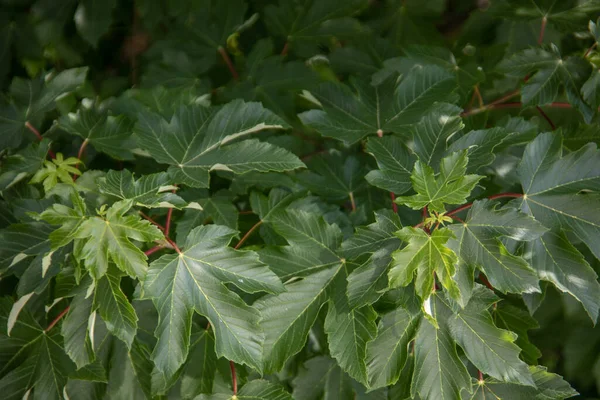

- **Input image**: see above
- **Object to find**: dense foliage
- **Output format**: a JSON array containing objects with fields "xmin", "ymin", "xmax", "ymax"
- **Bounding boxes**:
[{"xmin": 1, "ymin": 0, "xmax": 600, "ymax": 399}]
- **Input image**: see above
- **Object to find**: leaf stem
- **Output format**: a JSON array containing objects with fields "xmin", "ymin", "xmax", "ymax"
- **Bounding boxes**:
[
  {"xmin": 25, "ymin": 121, "xmax": 56, "ymax": 159},
  {"xmin": 281, "ymin": 41, "xmax": 289, "ymax": 56},
  {"xmin": 234, "ymin": 220, "xmax": 263, "ymax": 249},
  {"xmin": 349, "ymin": 192, "xmax": 357, "ymax": 212},
  {"xmin": 218, "ymin": 46, "xmax": 239, "ymax": 80},
  {"xmin": 73, "ymin": 139, "xmax": 89, "ymax": 180},
  {"xmin": 584, "ymin": 42, "xmax": 598, "ymax": 58},
  {"xmin": 446, "ymin": 193, "xmax": 523, "ymax": 217},
  {"xmin": 45, "ymin": 306, "xmax": 70, "ymax": 332},
  {"xmin": 479, "ymin": 273, "xmax": 495, "ymax": 291},
  {"xmin": 144, "ymin": 245, "xmax": 164, "ymax": 257},
  {"xmin": 538, "ymin": 16, "xmax": 547, "ymax": 45},
  {"xmin": 139, "ymin": 211, "xmax": 166, "ymax": 233},
  {"xmin": 390, "ymin": 192, "xmax": 398, "ymax": 213},
  {"xmin": 229, "ymin": 360, "xmax": 238, "ymax": 395},
  {"xmin": 535, "ymin": 106, "xmax": 556, "ymax": 130},
  {"xmin": 165, "ymin": 208, "xmax": 173, "ymax": 238},
  {"xmin": 478, "ymin": 370, "xmax": 484, "ymax": 383}
]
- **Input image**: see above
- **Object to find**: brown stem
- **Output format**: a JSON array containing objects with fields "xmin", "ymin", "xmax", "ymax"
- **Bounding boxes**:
[
  {"xmin": 349, "ymin": 192, "xmax": 356, "ymax": 212},
  {"xmin": 45, "ymin": 306, "xmax": 70, "ymax": 332},
  {"xmin": 218, "ymin": 47, "xmax": 239, "ymax": 80},
  {"xmin": 73, "ymin": 139, "xmax": 89, "ymax": 180},
  {"xmin": 139, "ymin": 211, "xmax": 166, "ymax": 233},
  {"xmin": 478, "ymin": 370, "xmax": 484, "ymax": 382},
  {"xmin": 144, "ymin": 245, "xmax": 164, "ymax": 257},
  {"xmin": 535, "ymin": 106, "xmax": 556, "ymax": 130},
  {"xmin": 25, "ymin": 121, "xmax": 56, "ymax": 159},
  {"xmin": 166, "ymin": 237, "xmax": 181, "ymax": 254},
  {"xmin": 390, "ymin": 192, "xmax": 398, "ymax": 213},
  {"xmin": 281, "ymin": 41, "xmax": 289, "ymax": 56},
  {"xmin": 479, "ymin": 273, "xmax": 495, "ymax": 291},
  {"xmin": 474, "ymin": 86, "xmax": 484, "ymax": 108},
  {"xmin": 538, "ymin": 16, "xmax": 547, "ymax": 45},
  {"xmin": 234, "ymin": 220, "xmax": 263, "ymax": 250},
  {"xmin": 165, "ymin": 208, "xmax": 174, "ymax": 238},
  {"xmin": 446, "ymin": 193, "xmax": 523, "ymax": 217},
  {"xmin": 584, "ymin": 42, "xmax": 598, "ymax": 58},
  {"xmin": 229, "ymin": 360, "xmax": 238, "ymax": 395},
  {"xmin": 238, "ymin": 210, "xmax": 255, "ymax": 215}
]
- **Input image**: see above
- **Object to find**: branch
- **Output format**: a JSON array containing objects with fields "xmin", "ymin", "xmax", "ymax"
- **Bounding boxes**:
[
  {"xmin": 25, "ymin": 121, "xmax": 56, "ymax": 159},
  {"xmin": 45, "ymin": 306, "xmax": 70, "ymax": 332},
  {"xmin": 234, "ymin": 220, "xmax": 263, "ymax": 250},
  {"xmin": 218, "ymin": 47, "xmax": 239, "ymax": 80}
]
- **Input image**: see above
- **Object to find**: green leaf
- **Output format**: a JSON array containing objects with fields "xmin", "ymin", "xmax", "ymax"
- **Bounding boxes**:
[
  {"xmin": 518, "ymin": 132, "xmax": 600, "ymax": 259},
  {"xmin": 98, "ymin": 169, "xmax": 188, "ymax": 209},
  {"xmin": 69, "ymin": 200, "xmax": 163, "ymax": 280},
  {"xmin": 255, "ymin": 210, "xmax": 343, "ymax": 373},
  {"xmin": 365, "ymin": 136, "xmax": 416, "ymax": 195},
  {"xmin": 143, "ymin": 224, "xmax": 283, "ymax": 379},
  {"xmin": 292, "ymin": 356, "xmax": 354, "ymax": 400},
  {"xmin": 582, "ymin": 69, "xmax": 600, "ymax": 110},
  {"xmin": 299, "ymin": 66, "xmax": 457, "ymax": 144},
  {"xmin": 35, "ymin": 189, "xmax": 87, "ymax": 249},
  {"xmin": 62, "ymin": 286, "xmax": 95, "ymax": 369},
  {"xmin": 30, "ymin": 153, "xmax": 82, "ymax": 193},
  {"xmin": 0, "ymin": 299, "xmax": 76, "ymax": 400},
  {"xmin": 325, "ymin": 268, "xmax": 378, "ymax": 385},
  {"xmin": 58, "ymin": 105, "xmax": 135, "ymax": 160},
  {"xmin": 448, "ymin": 286, "xmax": 534, "ymax": 385},
  {"xmin": 390, "ymin": 227, "xmax": 460, "ymax": 303},
  {"xmin": 180, "ymin": 330, "xmax": 217, "ymax": 399},
  {"xmin": 395, "ymin": 151, "xmax": 483, "ymax": 213},
  {"xmin": 0, "ymin": 68, "xmax": 88, "ymax": 150},
  {"xmin": 494, "ymin": 304, "xmax": 542, "ymax": 364},
  {"xmin": 411, "ymin": 103, "xmax": 464, "ymax": 168},
  {"xmin": 497, "ymin": 47, "xmax": 593, "ymax": 122},
  {"xmin": 74, "ymin": 0, "xmax": 117, "ymax": 47},
  {"xmin": 134, "ymin": 100, "xmax": 303, "ymax": 187},
  {"xmin": 366, "ymin": 306, "xmax": 420, "ymax": 389},
  {"xmin": 297, "ymin": 151, "xmax": 367, "ymax": 203},
  {"xmin": 527, "ymin": 231, "xmax": 600, "ymax": 322},
  {"xmin": 202, "ymin": 379, "xmax": 293, "ymax": 400},
  {"xmin": 411, "ymin": 293, "xmax": 471, "ymax": 400},
  {"xmin": 0, "ymin": 139, "xmax": 51, "ymax": 190},
  {"xmin": 341, "ymin": 209, "xmax": 402, "ymax": 260},
  {"xmin": 448, "ymin": 127, "xmax": 513, "ymax": 173},
  {"xmin": 470, "ymin": 365, "xmax": 578, "ymax": 400},
  {"xmin": 448, "ymin": 199, "xmax": 546, "ymax": 294}
]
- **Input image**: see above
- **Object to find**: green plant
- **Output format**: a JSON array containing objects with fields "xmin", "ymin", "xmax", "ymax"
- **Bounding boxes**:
[{"xmin": 1, "ymin": 0, "xmax": 600, "ymax": 399}]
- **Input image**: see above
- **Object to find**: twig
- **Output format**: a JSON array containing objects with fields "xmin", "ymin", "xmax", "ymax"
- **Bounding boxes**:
[
  {"xmin": 234, "ymin": 220, "xmax": 263, "ymax": 250},
  {"xmin": 229, "ymin": 360, "xmax": 238, "ymax": 395},
  {"xmin": 25, "ymin": 121, "xmax": 56, "ymax": 159},
  {"xmin": 218, "ymin": 47, "xmax": 239, "ymax": 80},
  {"xmin": 165, "ymin": 208, "xmax": 174, "ymax": 238},
  {"xmin": 45, "ymin": 306, "xmax": 70, "ymax": 332}
]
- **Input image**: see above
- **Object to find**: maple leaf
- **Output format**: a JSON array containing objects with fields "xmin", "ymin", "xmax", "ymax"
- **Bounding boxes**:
[{"xmin": 395, "ymin": 151, "xmax": 483, "ymax": 213}]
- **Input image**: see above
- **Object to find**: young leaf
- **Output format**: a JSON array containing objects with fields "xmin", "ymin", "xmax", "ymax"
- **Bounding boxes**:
[
  {"xmin": 395, "ymin": 151, "xmax": 483, "ymax": 213},
  {"xmin": 390, "ymin": 227, "xmax": 459, "ymax": 304}
]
